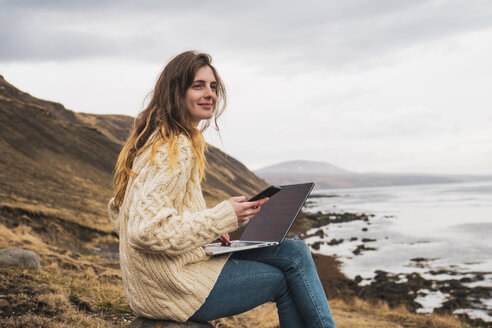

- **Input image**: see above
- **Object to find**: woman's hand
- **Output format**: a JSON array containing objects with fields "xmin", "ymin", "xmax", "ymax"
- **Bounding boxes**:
[
  {"xmin": 228, "ymin": 196, "xmax": 270, "ymax": 227},
  {"xmin": 218, "ymin": 233, "xmax": 231, "ymax": 246}
]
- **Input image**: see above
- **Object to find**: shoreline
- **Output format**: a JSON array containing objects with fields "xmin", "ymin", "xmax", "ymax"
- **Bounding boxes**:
[{"xmin": 290, "ymin": 211, "xmax": 492, "ymax": 327}]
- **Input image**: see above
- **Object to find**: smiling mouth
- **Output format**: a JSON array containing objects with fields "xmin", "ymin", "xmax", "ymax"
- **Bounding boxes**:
[{"xmin": 199, "ymin": 103, "xmax": 213, "ymax": 109}]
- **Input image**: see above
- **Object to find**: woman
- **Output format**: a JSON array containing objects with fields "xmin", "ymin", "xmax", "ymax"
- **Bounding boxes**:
[{"xmin": 108, "ymin": 51, "xmax": 336, "ymax": 327}]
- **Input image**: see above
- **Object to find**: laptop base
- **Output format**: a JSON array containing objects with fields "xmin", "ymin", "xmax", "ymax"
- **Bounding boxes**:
[{"xmin": 203, "ymin": 240, "xmax": 279, "ymax": 255}]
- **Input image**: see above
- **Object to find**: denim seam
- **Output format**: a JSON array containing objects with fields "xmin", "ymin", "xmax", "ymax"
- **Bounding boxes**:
[
  {"xmin": 294, "ymin": 258, "xmax": 325, "ymax": 328},
  {"xmin": 218, "ymin": 272, "xmax": 283, "ymax": 285}
]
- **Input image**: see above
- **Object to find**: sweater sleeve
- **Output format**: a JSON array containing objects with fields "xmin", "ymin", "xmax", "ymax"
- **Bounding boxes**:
[
  {"xmin": 126, "ymin": 139, "xmax": 238, "ymax": 255},
  {"xmin": 108, "ymin": 197, "xmax": 120, "ymax": 236}
]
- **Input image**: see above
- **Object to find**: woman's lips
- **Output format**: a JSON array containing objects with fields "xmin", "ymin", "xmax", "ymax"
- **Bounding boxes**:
[{"xmin": 199, "ymin": 103, "xmax": 213, "ymax": 109}]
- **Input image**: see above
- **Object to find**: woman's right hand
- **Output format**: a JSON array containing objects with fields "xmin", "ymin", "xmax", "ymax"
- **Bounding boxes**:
[{"xmin": 228, "ymin": 196, "xmax": 270, "ymax": 227}]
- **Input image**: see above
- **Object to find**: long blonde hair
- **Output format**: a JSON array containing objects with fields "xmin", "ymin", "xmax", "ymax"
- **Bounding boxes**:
[{"xmin": 113, "ymin": 51, "xmax": 227, "ymax": 207}]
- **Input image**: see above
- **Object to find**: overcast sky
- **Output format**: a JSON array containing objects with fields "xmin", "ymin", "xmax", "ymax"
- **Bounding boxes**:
[{"xmin": 1, "ymin": 0, "xmax": 492, "ymax": 175}]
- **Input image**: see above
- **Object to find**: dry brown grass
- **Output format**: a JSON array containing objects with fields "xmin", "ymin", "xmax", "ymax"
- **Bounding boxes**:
[
  {"xmin": 212, "ymin": 302, "xmax": 280, "ymax": 328},
  {"xmin": 0, "ymin": 222, "xmax": 45, "ymax": 250},
  {"xmin": 0, "ymin": 222, "xmax": 130, "ymax": 327},
  {"xmin": 330, "ymin": 298, "xmax": 468, "ymax": 328},
  {"xmin": 0, "ymin": 265, "xmax": 130, "ymax": 328}
]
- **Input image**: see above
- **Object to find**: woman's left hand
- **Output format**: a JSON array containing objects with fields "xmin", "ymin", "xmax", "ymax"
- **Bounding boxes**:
[{"xmin": 218, "ymin": 233, "xmax": 231, "ymax": 246}]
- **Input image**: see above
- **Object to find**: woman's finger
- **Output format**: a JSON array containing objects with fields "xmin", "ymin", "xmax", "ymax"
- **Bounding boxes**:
[
  {"xmin": 230, "ymin": 196, "xmax": 247, "ymax": 203},
  {"xmin": 246, "ymin": 208, "xmax": 260, "ymax": 216},
  {"xmin": 250, "ymin": 197, "xmax": 269, "ymax": 208},
  {"xmin": 219, "ymin": 233, "xmax": 231, "ymax": 245}
]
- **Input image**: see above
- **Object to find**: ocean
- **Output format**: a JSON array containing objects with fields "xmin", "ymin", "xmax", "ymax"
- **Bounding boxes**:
[{"xmin": 303, "ymin": 179, "xmax": 492, "ymax": 322}]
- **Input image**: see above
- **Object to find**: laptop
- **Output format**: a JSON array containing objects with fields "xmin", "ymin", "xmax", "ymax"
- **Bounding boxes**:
[{"xmin": 202, "ymin": 182, "xmax": 315, "ymax": 255}]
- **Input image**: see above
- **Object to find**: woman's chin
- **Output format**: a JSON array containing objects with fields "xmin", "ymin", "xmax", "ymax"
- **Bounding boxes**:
[
  {"xmin": 199, "ymin": 114, "xmax": 213, "ymax": 121},
  {"xmin": 195, "ymin": 117, "xmax": 212, "ymax": 127}
]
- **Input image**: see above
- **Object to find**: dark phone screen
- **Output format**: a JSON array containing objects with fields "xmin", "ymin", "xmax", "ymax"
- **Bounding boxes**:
[{"xmin": 248, "ymin": 186, "xmax": 281, "ymax": 202}]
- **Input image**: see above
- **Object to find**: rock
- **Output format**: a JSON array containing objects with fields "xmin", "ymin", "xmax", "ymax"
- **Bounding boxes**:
[
  {"xmin": 352, "ymin": 244, "xmax": 377, "ymax": 255},
  {"xmin": 127, "ymin": 317, "xmax": 213, "ymax": 328},
  {"xmin": 0, "ymin": 248, "xmax": 41, "ymax": 269},
  {"xmin": 311, "ymin": 241, "xmax": 323, "ymax": 250},
  {"xmin": 327, "ymin": 238, "xmax": 344, "ymax": 246}
]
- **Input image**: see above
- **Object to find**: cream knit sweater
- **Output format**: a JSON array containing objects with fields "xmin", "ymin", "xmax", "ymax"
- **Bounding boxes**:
[{"xmin": 108, "ymin": 134, "xmax": 238, "ymax": 322}]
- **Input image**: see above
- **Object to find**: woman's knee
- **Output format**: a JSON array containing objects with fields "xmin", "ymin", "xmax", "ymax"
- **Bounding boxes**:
[{"xmin": 282, "ymin": 238, "xmax": 312, "ymax": 260}]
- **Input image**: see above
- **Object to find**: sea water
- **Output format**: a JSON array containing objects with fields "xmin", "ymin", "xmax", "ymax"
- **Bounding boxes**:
[{"xmin": 303, "ymin": 179, "xmax": 492, "ymax": 321}]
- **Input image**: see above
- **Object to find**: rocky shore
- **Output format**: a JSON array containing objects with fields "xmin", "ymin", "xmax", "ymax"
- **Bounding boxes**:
[{"xmin": 291, "ymin": 210, "xmax": 492, "ymax": 327}]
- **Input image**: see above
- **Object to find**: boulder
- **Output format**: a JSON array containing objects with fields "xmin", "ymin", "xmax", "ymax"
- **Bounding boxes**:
[
  {"xmin": 127, "ymin": 317, "xmax": 213, "ymax": 328},
  {"xmin": 0, "ymin": 248, "xmax": 41, "ymax": 269}
]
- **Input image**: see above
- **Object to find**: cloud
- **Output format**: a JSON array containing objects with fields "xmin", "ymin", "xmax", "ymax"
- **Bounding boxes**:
[{"xmin": 1, "ymin": 0, "xmax": 492, "ymax": 73}]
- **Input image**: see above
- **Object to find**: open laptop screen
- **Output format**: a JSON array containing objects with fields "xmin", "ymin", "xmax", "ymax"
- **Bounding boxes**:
[{"xmin": 239, "ymin": 183, "xmax": 314, "ymax": 242}]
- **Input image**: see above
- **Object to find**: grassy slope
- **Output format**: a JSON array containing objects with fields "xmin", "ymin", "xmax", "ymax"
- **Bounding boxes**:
[{"xmin": 0, "ymin": 75, "xmax": 469, "ymax": 327}]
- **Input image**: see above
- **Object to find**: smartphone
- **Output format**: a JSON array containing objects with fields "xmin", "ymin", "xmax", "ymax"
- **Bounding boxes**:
[{"xmin": 247, "ymin": 185, "xmax": 281, "ymax": 202}]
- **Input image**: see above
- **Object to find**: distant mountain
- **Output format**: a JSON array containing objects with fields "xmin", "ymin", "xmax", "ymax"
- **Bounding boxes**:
[
  {"xmin": 255, "ymin": 160, "xmax": 354, "ymax": 177},
  {"xmin": 255, "ymin": 160, "xmax": 492, "ymax": 189},
  {"xmin": 0, "ymin": 75, "xmax": 267, "ymax": 234}
]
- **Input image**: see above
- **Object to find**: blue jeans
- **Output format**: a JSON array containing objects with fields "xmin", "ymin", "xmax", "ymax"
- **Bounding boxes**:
[{"xmin": 190, "ymin": 239, "xmax": 336, "ymax": 328}]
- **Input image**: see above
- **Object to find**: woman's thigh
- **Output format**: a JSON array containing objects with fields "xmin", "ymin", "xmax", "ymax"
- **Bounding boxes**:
[{"xmin": 189, "ymin": 258, "xmax": 289, "ymax": 322}]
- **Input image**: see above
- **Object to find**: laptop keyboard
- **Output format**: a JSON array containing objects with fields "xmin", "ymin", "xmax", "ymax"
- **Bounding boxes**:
[{"xmin": 229, "ymin": 242, "xmax": 252, "ymax": 247}]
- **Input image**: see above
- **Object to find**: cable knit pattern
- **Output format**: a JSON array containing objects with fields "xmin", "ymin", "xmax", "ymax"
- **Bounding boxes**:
[{"xmin": 108, "ymin": 134, "xmax": 238, "ymax": 322}]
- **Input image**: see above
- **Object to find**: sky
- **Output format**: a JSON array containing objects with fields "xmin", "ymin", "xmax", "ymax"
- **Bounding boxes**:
[{"xmin": 1, "ymin": 0, "xmax": 492, "ymax": 175}]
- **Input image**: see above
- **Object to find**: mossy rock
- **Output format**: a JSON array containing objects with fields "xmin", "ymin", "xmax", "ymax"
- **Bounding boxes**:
[{"xmin": 0, "ymin": 248, "xmax": 41, "ymax": 269}]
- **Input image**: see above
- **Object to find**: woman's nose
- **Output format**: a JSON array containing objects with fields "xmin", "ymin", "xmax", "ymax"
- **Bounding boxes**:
[{"xmin": 204, "ymin": 86, "xmax": 216, "ymax": 99}]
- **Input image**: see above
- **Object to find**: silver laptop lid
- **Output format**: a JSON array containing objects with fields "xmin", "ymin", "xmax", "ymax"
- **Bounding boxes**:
[{"xmin": 239, "ymin": 182, "xmax": 315, "ymax": 243}]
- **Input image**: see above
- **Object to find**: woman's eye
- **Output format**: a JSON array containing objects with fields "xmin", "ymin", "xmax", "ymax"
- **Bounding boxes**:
[{"xmin": 193, "ymin": 84, "xmax": 202, "ymax": 89}]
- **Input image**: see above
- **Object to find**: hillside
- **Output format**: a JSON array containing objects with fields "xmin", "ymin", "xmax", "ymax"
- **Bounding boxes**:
[{"xmin": 256, "ymin": 160, "xmax": 353, "ymax": 176}]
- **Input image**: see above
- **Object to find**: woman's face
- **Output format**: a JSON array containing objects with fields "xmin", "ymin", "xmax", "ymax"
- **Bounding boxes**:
[{"xmin": 184, "ymin": 65, "xmax": 218, "ymax": 127}]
